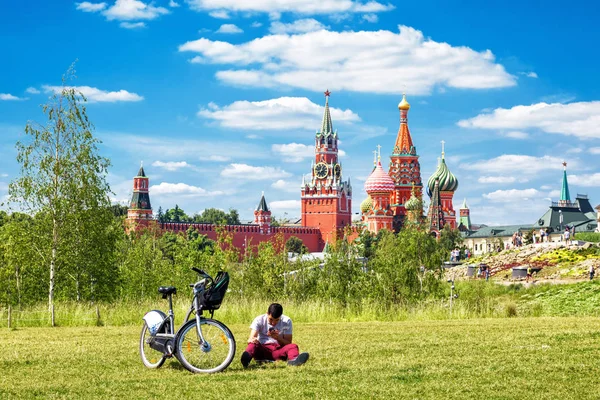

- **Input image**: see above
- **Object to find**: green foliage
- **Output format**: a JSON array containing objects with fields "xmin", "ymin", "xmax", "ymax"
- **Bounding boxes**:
[
  {"xmin": 285, "ymin": 236, "xmax": 307, "ymax": 255},
  {"xmin": 574, "ymin": 232, "xmax": 600, "ymax": 243},
  {"xmin": 6, "ymin": 63, "xmax": 115, "ymax": 308}
]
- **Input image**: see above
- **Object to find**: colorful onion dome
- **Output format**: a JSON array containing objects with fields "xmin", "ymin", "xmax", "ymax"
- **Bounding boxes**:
[
  {"xmin": 426, "ymin": 156, "xmax": 458, "ymax": 197},
  {"xmin": 405, "ymin": 187, "xmax": 422, "ymax": 211},
  {"xmin": 398, "ymin": 93, "xmax": 410, "ymax": 111},
  {"xmin": 365, "ymin": 161, "xmax": 395, "ymax": 194},
  {"xmin": 360, "ymin": 196, "xmax": 372, "ymax": 213}
]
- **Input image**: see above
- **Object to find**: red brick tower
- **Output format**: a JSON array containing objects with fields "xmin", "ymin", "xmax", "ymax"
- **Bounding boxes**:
[
  {"xmin": 127, "ymin": 163, "xmax": 153, "ymax": 230},
  {"xmin": 254, "ymin": 192, "xmax": 272, "ymax": 234},
  {"xmin": 301, "ymin": 90, "xmax": 352, "ymax": 245},
  {"xmin": 388, "ymin": 94, "xmax": 423, "ymax": 230}
]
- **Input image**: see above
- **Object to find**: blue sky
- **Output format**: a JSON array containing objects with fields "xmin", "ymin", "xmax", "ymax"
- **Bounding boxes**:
[{"xmin": 2, "ymin": 0, "xmax": 600, "ymax": 225}]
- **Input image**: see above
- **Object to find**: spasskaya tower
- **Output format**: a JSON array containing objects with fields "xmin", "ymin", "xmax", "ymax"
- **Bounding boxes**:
[{"xmin": 301, "ymin": 91, "xmax": 352, "ymax": 245}]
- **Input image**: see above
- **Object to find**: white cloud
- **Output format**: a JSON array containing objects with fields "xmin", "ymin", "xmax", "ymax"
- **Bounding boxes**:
[
  {"xmin": 186, "ymin": 0, "xmax": 394, "ymax": 15},
  {"xmin": 221, "ymin": 164, "xmax": 292, "ymax": 180},
  {"xmin": 102, "ymin": 0, "xmax": 169, "ymax": 20},
  {"xmin": 269, "ymin": 18, "xmax": 328, "ymax": 34},
  {"xmin": 272, "ymin": 143, "xmax": 313, "ymax": 162},
  {"xmin": 269, "ymin": 199, "xmax": 301, "ymax": 212},
  {"xmin": 120, "ymin": 21, "xmax": 146, "ymax": 29},
  {"xmin": 477, "ymin": 176, "xmax": 517, "ymax": 184},
  {"xmin": 42, "ymin": 85, "xmax": 143, "ymax": 102},
  {"xmin": 76, "ymin": 2, "xmax": 107, "ymax": 12},
  {"xmin": 461, "ymin": 155, "xmax": 569, "ymax": 178},
  {"xmin": 272, "ymin": 179, "xmax": 299, "ymax": 192},
  {"xmin": 209, "ymin": 10, "xmax": 230, "ymax": 19},
  {"xmin": 216, "ymin": 24, "xmax": 243, "ymax": 34},
  {"xmin": 483, "ymin": 188, "xmax": 540, "ymax": 203},
  {"xmin": 246, "ymin": 134, "xmax": 261, "ymax": 139},
  {"xmin": 362, "ymin": 13, "xmax": 378, "ymax": 23},
  {"xmin": 151, "ymin": 182, "xmax": 223, "ymax": 196},
  {"xmin": 589, "ymin": 147, "xmax": 600, "ymax": 154},
  {"xmin": 179, "ymin": 25, "xmax": 515, "ymax": 94},
  {"xmin": 568, "ymin": 173, "xmax": 600, "ymax": 187},
  {"xmin": 102, "ymin": 133, "xmax": 265, "ymax": 160},
  {"xmin": 251, "ymin": 21, "xmax": 263, "ymax": 28},
  {"xmin": 169, "ymin": 0, "xmax": 180, "ymax": 7},
  {"xmin": 0, "ymin": 93, "xmax": 26, "ymax": 101},
  {"xmin": 25, "ymin": 87, "xmax": 40, "ymax": 94},
  {"xmin": 152, "ymin": 161, "xmax": 192, "ymax": 171},
  {"xmin": 539, "ymin": 185, "xmax": 552, "ymax": 190},
  {"xmin": 199, "ymin": 155, "xmax": 231, "ymax": 162},
  {"xmin": 458, "ymin": 101, "xmax": 600, "ymax": 139},
  {"xmin": 503, "ymin": 130, "xmax": 529, "ymax": 139},
  {"xmin": 566, "ymin": 147, "xmax": 583, "ymax": 154},
  {"xmin": 525, "ymin": 72, "xmax": 538, "ymax": 78},
  {"xmin": 547, "ymin": 189, "xmax": 561, "ymax": 198},
  {"xmin": 198, "ymin": 96, "xmax": 360, "ymax": 130}
]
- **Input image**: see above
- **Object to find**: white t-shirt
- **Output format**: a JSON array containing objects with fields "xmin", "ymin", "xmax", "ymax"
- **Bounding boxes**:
[{"xmin": 250, "ymin": 314, "xmax": 293, "ymax": 345}]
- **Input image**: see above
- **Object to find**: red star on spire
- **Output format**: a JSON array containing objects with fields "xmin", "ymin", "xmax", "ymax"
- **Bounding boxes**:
[
  {"xmin": 324, "ymin": 89, "xmax": 331, "ymax": 97},
  {"xmin": 562, "ymin": 161, "xmax": 567, "ymax": 167}
]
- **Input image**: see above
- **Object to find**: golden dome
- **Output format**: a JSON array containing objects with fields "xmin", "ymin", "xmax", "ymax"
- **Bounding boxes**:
[{"xmin": 398, "ymin": 93, "xmax": 410, "ymax": 111}]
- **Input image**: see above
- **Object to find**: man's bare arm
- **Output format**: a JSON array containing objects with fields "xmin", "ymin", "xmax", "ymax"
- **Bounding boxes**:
[{"xmin": 248, "ymin": 329, "xmax": 259, "ymax": 344}]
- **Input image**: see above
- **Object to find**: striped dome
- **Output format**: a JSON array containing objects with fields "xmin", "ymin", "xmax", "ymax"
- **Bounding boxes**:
[
  {"xmin": 427, "ymin": 157, "xmax": 458, "ymax": 197},
  {"xmin": 365, "ymin": 161, "xmax": 395, "ymax": 194},
  {"xmin": 360, "ymin": 196, "xmax": 372, "ymax": 213},
  {"xmin": 405, "ymin": 191, "xmax": 422, "ymax": 211}
]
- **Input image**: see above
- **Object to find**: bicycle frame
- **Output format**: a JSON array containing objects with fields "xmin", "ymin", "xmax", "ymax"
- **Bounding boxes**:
[{"xmin": 149, "ymin": 280, "xmax": 211, "ymax": 355}]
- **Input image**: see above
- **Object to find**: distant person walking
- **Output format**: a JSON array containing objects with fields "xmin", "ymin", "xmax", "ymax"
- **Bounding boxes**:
[
  {"xmin": 564, "ymin": 228, "xmax": 571, "ymax": 245},
  {"xmin": 526, "ymin": 266, "xmax": 533, "ymax": 283},
  {"xmin": 590, "ymin": 265, "xmax": 595, "ymax": 281}
]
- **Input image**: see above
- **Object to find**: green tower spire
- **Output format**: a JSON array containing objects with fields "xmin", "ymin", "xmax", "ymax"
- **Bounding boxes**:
[
  {"xmin": 320, "ymin": 90, "xmax": 333, "ymax": 135},
  {"xmin": 560, "ymin": 161, "xmax": 571, "ymax": 202}
]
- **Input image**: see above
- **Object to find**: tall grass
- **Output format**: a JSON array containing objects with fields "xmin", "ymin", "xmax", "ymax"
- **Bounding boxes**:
[{"xmin": 3, "ymin": 279, "xmax": 599, "ymax": 328}]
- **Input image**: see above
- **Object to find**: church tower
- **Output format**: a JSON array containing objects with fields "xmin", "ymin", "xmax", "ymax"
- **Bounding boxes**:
[
  {"xmin": 388, "ymin": 94, "xmax": 423, "ymax": 230},
  {"xmin": 458, "ymin": 198, "xmax": 472, "ymax": 231},
  {"xmin": 301, "ymin": 90, "xmax": 352, "ymax": 245},
  {"xmin": 364, "ymin": 150, "xmax": 395, "ymax": 233},
  {"xmin": 428, "ymin": 179, "xmax": 445, "ymax": 237},
  {"xmin": 127, "ymin": 163, "xmax": 153, "ymax": 230},
  {"xmin": 254, "ymin": 192, "xmax": 272, "ymax": 234},
  {"xmin": 426, "ymin": 142, "xmax": 459, "ymax": 229}
]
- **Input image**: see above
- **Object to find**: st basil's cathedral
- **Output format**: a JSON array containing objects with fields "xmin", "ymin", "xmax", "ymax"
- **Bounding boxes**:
[
  {"xmin": 359, "ymin": 93, "xmax": 459, "ymax": 237},
  {"xmin": 126, "ymin": 91, "xmax": 460, "ymax": 251}
]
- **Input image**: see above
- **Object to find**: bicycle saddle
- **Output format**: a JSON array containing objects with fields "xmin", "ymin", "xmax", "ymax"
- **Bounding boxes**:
[{"xmin": 158, "ymin": 286, "xmax": 177, "ymax": 295}]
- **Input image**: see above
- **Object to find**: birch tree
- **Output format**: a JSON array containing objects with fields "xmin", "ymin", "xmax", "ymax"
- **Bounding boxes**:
[{"xmin": 8, "ymin": 64, "xmax": 112, "ymax": 310}]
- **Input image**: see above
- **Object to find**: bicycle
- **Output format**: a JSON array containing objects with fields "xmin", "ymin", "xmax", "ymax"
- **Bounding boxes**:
[{"xmin": 139, "ymin": 267, "xmax": 236, "ymax": 373}]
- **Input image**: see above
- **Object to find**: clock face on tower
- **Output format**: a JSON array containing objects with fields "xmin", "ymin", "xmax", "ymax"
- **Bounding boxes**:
[{"xmin": 315, "ymin": 162, "xmax": 328, "ymax": 179}]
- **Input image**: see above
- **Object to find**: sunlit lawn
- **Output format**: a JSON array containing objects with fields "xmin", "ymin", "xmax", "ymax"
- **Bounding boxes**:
[{"xmin": 1, "ymin": 317, "xmax": 599, "ymax": 399}]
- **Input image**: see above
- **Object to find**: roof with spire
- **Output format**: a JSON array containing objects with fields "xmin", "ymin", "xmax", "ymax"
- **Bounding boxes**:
[
  {"xmin": 318, "ymin": 89, "xmax": 334, "ymax": 136},
  {"xmin": 256, "ymin": 192, "xmax": 269, "ymax": 212},
  {"xmin": 428, "ymin": 178, "xmax": 445, "ymax": 232},
  {"xmin": 561, "ymin": 161, "xmax": 571, "ymax": 202},
  {"xmin": 393, "ymin": 94, "xmax": 416, "ymax": 155},
  {"xmin": 460, "ymin": 198, "xmax": 469, "ymax": 209},
  {"xmin": 137, "ymin": 163, "xmax": 146, "ymax": 177}
]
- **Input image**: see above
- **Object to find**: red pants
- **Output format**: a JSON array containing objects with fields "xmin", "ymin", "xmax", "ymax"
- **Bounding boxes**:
[{"xmin": 244, "ymin": 342, "xmax": 299, "ymax": 361}]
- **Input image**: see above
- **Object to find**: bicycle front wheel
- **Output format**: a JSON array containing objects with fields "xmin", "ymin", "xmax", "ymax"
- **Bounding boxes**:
[{"xmin": 176, "ymin": 318, "xmax": 236, "ymax": 373}]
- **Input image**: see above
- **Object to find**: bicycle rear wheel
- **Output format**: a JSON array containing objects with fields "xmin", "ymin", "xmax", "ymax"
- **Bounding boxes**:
[
  {"xmin": 139, "ymin": 323, "xmax": 166, "ymax": 369},
  {"xmin": 176, "ymin": 318, "xmax": 236, "ymax": 373}
]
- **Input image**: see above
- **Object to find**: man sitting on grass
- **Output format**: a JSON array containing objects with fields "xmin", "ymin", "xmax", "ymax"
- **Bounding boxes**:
[{"xmin": 240, "ymin": 303, "xmax": 309, "ymax": 368}]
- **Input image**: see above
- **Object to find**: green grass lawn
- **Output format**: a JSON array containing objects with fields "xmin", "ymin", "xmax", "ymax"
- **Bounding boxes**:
[{"xmin": 1, "ymin": 317, "xmax": 600, "ymax": 399}]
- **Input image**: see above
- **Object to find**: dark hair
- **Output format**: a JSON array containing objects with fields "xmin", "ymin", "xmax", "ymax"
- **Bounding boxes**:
[{"xmin": 267, "ymin": 303, "xmax": 283, "ymax": 319}]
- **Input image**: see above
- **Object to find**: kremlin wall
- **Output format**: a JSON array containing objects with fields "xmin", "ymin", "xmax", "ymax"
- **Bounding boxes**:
[{"xmin": 126, "ymin": 92, "xmax": 464, "ymax": 252}]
